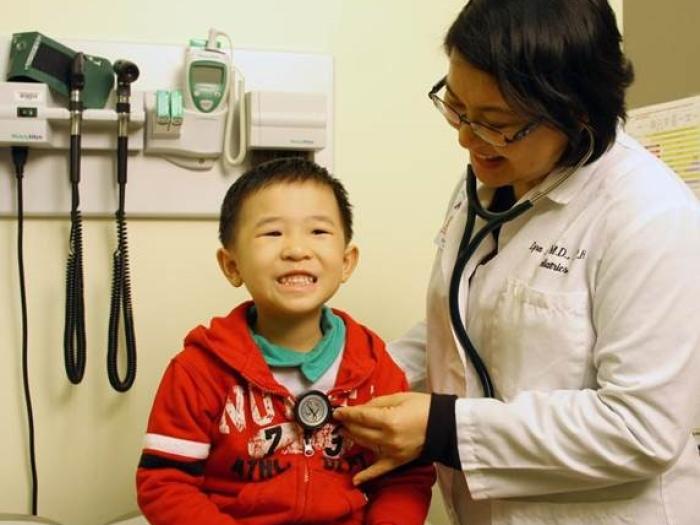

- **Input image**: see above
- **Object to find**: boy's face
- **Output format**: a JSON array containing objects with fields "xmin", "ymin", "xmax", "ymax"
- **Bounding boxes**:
[{"xmin": 217, "ymin": 181, "xmax": 358, "ymax": 322}]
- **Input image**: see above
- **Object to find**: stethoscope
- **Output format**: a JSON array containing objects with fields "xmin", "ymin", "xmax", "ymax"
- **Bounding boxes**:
[{"xmin": 448, "ymin": 130, "xmax": 594, "ymax": 398}]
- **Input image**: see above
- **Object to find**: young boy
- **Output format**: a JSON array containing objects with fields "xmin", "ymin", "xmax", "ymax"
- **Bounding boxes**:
[{"xmin": 136, "ymin": 157, "xmax": 435, "ymax": 525}]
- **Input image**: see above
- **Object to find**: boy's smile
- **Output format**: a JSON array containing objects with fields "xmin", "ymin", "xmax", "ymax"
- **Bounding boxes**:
[
  {"xmin": 217, "ymin": 180, "xmax": 358, "ymax": 346},
  {"xmin": 277, "ymin": 270, "xmax": 317, "ymax": 289}
]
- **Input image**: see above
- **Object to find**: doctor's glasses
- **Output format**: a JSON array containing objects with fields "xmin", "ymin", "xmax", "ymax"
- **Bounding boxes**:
[{"xmin": 428, "ymin": 76, "xmax": 541, "ymax": 148}]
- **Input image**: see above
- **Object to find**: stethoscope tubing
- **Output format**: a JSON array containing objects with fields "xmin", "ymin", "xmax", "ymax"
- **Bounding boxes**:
[
  {"xmin": 448, "ymin": 166, "xmax": 532, "ymax": 398},
  {"xmin": 449, "ymin": 130, "xmax": 594, "ymax": 398}
]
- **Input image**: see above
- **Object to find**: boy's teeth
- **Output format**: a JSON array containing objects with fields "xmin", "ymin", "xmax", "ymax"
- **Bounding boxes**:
[{"xmin": 279, "ymin": 275, "xmax": 314, "ymax": 285}]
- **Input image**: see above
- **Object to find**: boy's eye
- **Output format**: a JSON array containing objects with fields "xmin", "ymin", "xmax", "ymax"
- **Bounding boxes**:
[
  {"xmin": 312, "ymin": 229, "xmax": 331, "ymax": 235},
  {"xmin": 261, "ymin": 231, "xmax": 282, "ymax": 237}
]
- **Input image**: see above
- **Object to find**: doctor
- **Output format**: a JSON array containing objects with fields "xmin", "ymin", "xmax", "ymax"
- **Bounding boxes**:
[{"xmin": 334, "ymin": 0, "xmax": 700, "ymax": 524}]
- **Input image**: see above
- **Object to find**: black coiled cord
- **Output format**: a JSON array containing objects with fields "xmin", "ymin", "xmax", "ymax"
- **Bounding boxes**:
[
  {"xmin": 64, "ymin": 176, "xmax": 87, "ymax": 384},
  {"xmin": 106, "ymin": 151, "xmax": 137, "ymax": 392},
  {"xmin": 65, "ymin": 57, "xmax": 87, "ymax": 385},
  {"xmin": 108, "ymin": 63, "xmax": 139, "ymax": 392}
]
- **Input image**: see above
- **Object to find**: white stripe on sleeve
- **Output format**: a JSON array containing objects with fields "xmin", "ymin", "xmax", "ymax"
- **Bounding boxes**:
[{"xmin": 144, "ymin": 433, "xmax": 211, "ymax": 459}]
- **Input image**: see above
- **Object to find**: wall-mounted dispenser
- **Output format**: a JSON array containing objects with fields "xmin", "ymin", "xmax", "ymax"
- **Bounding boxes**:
[{"xmin": 247, "ymin": 91, "xmax": 327, "ymax": 152}]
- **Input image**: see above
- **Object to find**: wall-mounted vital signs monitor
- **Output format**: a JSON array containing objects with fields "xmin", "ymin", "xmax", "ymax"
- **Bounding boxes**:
[{"xmin": 184, "ymin": 45, "xmax": 230, "ymax": 113}]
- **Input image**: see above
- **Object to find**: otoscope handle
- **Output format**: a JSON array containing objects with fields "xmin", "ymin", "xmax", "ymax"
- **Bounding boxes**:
[
  {"xmin": 116, "ymin": 137, "xmax": 128, "ymax": 185},
  {"xmin": 113, "ymin": 59, "xmax": 139, "ymax": 137},
  {"xmin": 69, "ymin": 53, "xmax": 85, "ymax": 92},
  {"xmin": 70, "ymin": 135, "xmax": 81, "ymax": 184},
  {"xmin": 69, "ymin": 53, "xmax": 85, "ymax": 138}
]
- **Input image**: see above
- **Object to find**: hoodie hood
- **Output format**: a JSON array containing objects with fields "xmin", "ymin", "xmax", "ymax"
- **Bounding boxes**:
[{"xmin": 182, "ymin": 301, "xmax": 382, "ymax": 395}]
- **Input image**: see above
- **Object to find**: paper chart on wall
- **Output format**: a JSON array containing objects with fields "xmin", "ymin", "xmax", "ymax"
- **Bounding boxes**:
[{"xmin": 626, "ymin": 94, "xmax": 700, "ymax": 198}]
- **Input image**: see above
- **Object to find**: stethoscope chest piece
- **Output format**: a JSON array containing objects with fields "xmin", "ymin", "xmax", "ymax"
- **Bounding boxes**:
[
  {"xmin": 294, "ymin": 390, "xmax": 332, "ymax": 432},
  {"xmin": 294, "ymin": 390, "xmax": 333, "ymax": 457}
]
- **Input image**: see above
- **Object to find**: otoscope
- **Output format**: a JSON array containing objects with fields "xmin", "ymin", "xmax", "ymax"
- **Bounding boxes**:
[
  {"xmin": 64, "ymin": 52, "xmax": 87, "ymax": 384},
  {"xmin": 106, "ymin": 59, "xmax": 139, "ymax": 392}
]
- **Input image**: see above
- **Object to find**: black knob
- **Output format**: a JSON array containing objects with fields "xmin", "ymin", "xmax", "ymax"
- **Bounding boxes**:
[
  {"xmin": 113, "ymin": 59, "xmax": 140, "ymax": 87},
  {"xmin": 69, "ymin": 52, "xmax": 86, "ymax": 91}
]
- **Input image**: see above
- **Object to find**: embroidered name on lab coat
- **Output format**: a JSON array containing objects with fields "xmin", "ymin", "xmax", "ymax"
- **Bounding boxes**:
[{"xmin": 529, "ymin": 241, "xmax": 587, "ymax": 274}]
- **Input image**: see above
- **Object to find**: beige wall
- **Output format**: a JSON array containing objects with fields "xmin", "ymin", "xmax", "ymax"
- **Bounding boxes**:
[
  {"xmin": 0, "ymin": 2, "xmax": 623, "ymax": 524},
  {"xmin": 624, "ymin": 0, "xmax": 697, "ymax": 108}
]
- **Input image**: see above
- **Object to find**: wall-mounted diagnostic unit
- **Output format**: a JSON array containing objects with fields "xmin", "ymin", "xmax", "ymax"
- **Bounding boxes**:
[
  {"xmin": 0, "ymin": 31, "xmax": 333, "ymax": 218},
  {"xmin": 185, "ymin": 44, "xmax": 230, "ymax": 113}
]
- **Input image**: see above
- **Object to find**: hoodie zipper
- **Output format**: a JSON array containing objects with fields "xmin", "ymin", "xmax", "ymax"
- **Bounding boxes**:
[
  {"xmin": 294, "ymin": 433, "xmax": 313, "ymax": 520},
  {"xmin": 236, "ymin": 380, "xmax": 313, "ymax": 521}
]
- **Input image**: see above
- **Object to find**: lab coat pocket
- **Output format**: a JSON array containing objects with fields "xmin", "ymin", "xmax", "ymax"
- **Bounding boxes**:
[{"xmin": 488, "ymin": 277, "xmax": 594, "ymax": 399}]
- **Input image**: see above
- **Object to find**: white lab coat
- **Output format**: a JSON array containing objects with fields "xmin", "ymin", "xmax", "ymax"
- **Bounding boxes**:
[{"xmin": 390, "ymin": 131, "xmax": 700, "ymax": 525}]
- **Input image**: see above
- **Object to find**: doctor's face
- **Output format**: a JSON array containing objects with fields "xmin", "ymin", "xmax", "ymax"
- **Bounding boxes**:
[{"xmin": 445, "ymin": 50, "xmax": 569, "ymax": 197}]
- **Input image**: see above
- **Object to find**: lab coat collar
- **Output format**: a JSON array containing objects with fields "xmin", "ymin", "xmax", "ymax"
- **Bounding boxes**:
[
  {"xmin": 473, "ymin": 129, "xmax": 629, "ymax": 207},
  {"xmin": 522, "ymin": 149, "xmax": 604, "ymax": 206},
  {"xmin": 471, "ymin": 149, "xmax": 603, "ymax": 208},
  {"xmin": 470, "ymin": 161, "xmax": 598, "ymax": 211},
  {"xmin": 527, "ymin": 128, "xmax": 634, "ymax": 205}
]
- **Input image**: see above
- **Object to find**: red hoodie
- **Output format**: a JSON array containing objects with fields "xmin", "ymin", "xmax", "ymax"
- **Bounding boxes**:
[{"xmin": 136, "ymin": 302, "xmax": 435, "ymax": 525}]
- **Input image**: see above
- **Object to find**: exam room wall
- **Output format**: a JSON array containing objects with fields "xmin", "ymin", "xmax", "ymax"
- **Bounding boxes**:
[{"xmin": 0, "ymin": 1, "xmax": 623, "ymax": 524}]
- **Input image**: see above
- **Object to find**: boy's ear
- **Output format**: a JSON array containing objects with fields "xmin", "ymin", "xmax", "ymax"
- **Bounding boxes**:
[
  {"xmin": 217, "ymin": 247, "xmax": 243, "ymax": 287},
  {"xmin": 341, "ymin": 244, "xmax": 359, "ymax": 283}
]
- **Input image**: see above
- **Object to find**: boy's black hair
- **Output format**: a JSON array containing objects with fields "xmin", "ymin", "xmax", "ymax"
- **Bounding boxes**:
[
  {"xmin": 219, "ymin": 157, "xmax": 353, "ymax": 247},
  {"xmin": 445, "ymin": 0, "xmax": 634, "ymax": 166}
]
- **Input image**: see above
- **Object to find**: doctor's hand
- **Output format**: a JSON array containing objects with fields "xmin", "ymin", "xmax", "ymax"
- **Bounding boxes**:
[{"xmin": 333, "ymin": 392, "xmax": 431, "ymax": 485}]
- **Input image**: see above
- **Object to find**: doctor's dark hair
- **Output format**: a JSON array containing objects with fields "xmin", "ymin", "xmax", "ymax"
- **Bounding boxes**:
[
  {"xmin": 445, "ymin": 0, "xmax": 634, "ymax": 166},
  {"xmin": 219, "ymin": 157, "xmax": 353, "ymax": 247}
]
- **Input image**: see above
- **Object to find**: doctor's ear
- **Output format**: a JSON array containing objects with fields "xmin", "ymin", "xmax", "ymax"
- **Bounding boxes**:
[{"xmin": 217, "ymin": 248, "xmax": 243, "ymax": 287}]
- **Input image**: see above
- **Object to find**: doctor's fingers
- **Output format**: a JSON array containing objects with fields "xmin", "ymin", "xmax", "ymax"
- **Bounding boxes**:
[
  {"xmin": 352, "ymin": 457, "xmax": 405, "ymax": 486},
  {"xmin": 333, "ymin": 392, "xmax": 413, "ymax": 430},
  {"xmin": 338, "ymin": 420, "xmax": 387, "ymax": 449},
  {"xmin": 362, "ymin": 392, "xmax": 413, "ymax": 408},
  {"xmin": 334, "ymin": 405, "xmax": 389, "ymax": 430}
]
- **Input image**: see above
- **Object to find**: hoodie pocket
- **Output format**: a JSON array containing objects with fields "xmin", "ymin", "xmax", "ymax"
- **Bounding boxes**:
[
  {"xmin": 215, "ymin": 473, "xmax": 296, "ymax": 517},
  {"xmin": 307, "ymin": 467, "xmax": 368, "ymax": 521}
]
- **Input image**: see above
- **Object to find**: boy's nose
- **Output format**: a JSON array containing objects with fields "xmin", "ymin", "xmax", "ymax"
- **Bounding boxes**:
[{"xmin": 281, "ymin": 243, "xmax": 311, "ymax": 260}]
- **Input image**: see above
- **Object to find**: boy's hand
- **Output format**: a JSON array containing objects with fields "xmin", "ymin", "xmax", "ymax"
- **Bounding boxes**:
[{"xmin": 333, "ymin": 392, "xmax": 431, "ymax": 485}]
